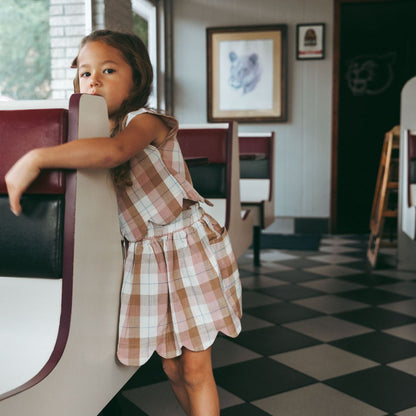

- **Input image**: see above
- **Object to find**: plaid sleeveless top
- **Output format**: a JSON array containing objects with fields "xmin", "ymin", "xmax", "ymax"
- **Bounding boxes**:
[{"xmin": 115, "ymin": 108, "xmax": 211, "ymax": 242}]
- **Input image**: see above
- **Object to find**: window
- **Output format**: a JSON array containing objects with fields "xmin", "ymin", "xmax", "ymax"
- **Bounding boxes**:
[
  {"xmin": 0, "ymin": 0, "xmax": 51, "ymax": 100},
  {"xmin": 132, "ymin": 0, "xmax": 157, "ymax": 108}
]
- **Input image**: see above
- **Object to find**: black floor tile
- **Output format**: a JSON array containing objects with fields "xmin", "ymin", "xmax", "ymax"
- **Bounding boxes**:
[
  {"xmin": 337, "ymin": 250, "xmax": 366, "ymax": 259},
  {"xmin": 221, "ymin": 403, "xmax": 271, "ymax": 416},
  {"xmin": 264, "ymin": 269, "xmax": 327, "ymax": 282},
  {"xmin": 121, "ymin": 353, "xmax": 167, "ymax": 389},
  {"xmin": 232, "ymin": 325, "xmax": 320, "ymax": 356},
  {"xmin": 99, "ymin": 393, "xmax": 148, "ymax": 416},
  {"xmin": 260, "ymin": 233, "xmax": 320, "ymax": 250},
  {"xmin": 239, "ymin": 268, "xmax": 264, "ymax": 278},
  {"xmin": 119, "ymin": 394, "xmax": 149, "ymax": 416},
  {"xmin": 271, "ymin": 258, "xmax": 327, "ymax": 270},
  {"xmin": 334, "ymin": 307, "xmax": 416, "ymax": 330},
  {"xmin": 376, "ymin": 253, "xmax": 398, "ymax": 269},
  {"xmin": 337, "ymin": 288, "xmax": 410, "ymax": 305},
  {"xmin": 338, "ymin": 273, "xmax": 400, "ymax": 287},
  {"xmin": 280, "ymin": 250, "xmax": 326, "ymax": 258},
  {"xmin": 258, "ymin": 284, "xmax": 324, "ymax": 301},
  {"xmin": 345, "ymin": 260, "xmax": 372, "ymax": 270},
  {"xmin": 331, "ymin": 332, "xmax": 416, "ymax": 364},
  {"xmin": 246, "ymin": 302, "xmax": 323, "ymax": 325},
  {"xmin": 214, "ymin": 357, "xmax": 316, "ymax": 401},
  {"xmin": 325, "ymin": 366, "xmax": 416, "ymax": 414}
]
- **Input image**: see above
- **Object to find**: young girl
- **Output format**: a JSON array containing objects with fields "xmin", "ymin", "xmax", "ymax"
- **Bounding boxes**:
[{"xmin": 5, "ymin": 30, "xmax": 242, "ymax": 415}]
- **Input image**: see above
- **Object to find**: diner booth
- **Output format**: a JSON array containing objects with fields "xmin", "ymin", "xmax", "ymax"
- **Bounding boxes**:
[{"xmin": 0, "ymin": 94, "xmax": 137, "ymax": 416}]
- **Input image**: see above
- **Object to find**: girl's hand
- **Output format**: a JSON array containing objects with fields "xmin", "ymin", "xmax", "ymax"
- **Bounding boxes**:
[{"xmin": 5, "ymin": 150, "xmax": 41, "ymax": 216}]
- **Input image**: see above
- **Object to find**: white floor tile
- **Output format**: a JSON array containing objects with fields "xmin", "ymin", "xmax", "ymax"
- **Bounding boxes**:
[
  {"xmin": 307, "ymin": 254, "xmax": 360, "ymax": 264},
  {"xmin": 122, "ymin": 381, "xmax": 243, "ymax": 415},
  {"xmin": 384, "ymin": 323, "xmax": 416, "ymax": 343},
  {"xmin": 271, "ymin": 344, "xmax": 378, "ymax": 380},
  {"xmin": 241, "ymin": 312, "xmax": 275, "ymax": 332},
  {"xmin": 397, "ymin": 406, "xmax": 416, "ymax": 415},
  {"xmin": 375, "ymin": 269, "xmax": 416, "ymax": 280},
  {"xmin": 379, "ymin": 282, "xmax": 416, "ymax": 297},
  {"xmin": 253, "ymin": 383, "xmax": 385, "ymax": 416},
  {"xmin": 388, "ymin": 356, "xmax": 416, "ymax": 377},
  {"xmin": 212, "ymin": 337, "xmax": 261, "ymax": 369},
  {"xmin": 380, "ymin": 299, "xmax": 416, "ymax": 318},
  {"xmin": 319, "ymin": 245, "xmax": 362, "ymax": 254},
  {"xmin": 283, "ymin": 316, "xmax": 373, "ymax": 342},
  {"xmin": 245, "ymin": 249, "xmax": 299, "ymax": 262},
  {"xmin": 321, "ymin": 237, "xmax": 362, "ymax": 246},
  {"xmin": 122, "ymin": 382, "xmax": 186, "ymax": 416},
  {"xmin": 294, "ymin": 295, "xmax": 367, "ymax": 314}
]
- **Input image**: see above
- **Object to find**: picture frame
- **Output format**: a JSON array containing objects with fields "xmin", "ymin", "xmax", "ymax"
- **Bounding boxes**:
[
  {"xmin": 206, "ymin": 24, "xmax": 287, "ymax": 123},
  {"xmin": 296, "ymin": 23, "xmax": 325, "ymax": 60}
]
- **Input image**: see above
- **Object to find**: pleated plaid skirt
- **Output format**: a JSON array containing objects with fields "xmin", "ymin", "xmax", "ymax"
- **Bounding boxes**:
[{"xmin": 117, "ymin": 204, "xmax": 242, "ymax": 367}]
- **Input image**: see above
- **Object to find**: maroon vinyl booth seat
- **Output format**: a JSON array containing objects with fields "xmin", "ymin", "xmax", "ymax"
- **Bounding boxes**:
[
  {"xmin": 239, "ymin": 132, "xmax": 275, "ymax": 266},
  {"xmin": 177, "ymin": 122, "xmax": 253, "ymax": 259},
  {"xmin": 0, "ymin": 108, "xmax": 71, "ymax": 278}
]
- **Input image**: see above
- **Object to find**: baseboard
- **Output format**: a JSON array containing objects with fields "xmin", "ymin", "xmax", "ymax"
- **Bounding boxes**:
[{"xmin": 294, "ymin": 217, "xmax": 329, "ymax": 234}]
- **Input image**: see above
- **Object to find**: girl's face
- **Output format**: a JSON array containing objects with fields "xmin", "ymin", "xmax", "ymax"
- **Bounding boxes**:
[{"xmin": 77, "ymin": 41, "xmax": 134, "ymax": 123}]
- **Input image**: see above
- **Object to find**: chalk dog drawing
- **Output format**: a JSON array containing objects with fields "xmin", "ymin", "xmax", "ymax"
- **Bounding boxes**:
[
  {"xmin": 228, "ymin": 51, "xmax": 261, "ymax": 94},
  {"xmin": 345, "ymin": 52, "xmax": 396, "ymax": 96}
]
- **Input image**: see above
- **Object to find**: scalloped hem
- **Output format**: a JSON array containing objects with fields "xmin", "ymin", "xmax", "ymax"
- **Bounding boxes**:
[{"xmin": 117, "ymin": 323, "xmax": 241, "ymax": 368}]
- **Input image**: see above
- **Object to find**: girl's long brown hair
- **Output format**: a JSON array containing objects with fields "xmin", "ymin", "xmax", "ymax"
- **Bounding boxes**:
[{"xmin": 71, "ymin": 30, "xmax": 153, "ymax": 188}]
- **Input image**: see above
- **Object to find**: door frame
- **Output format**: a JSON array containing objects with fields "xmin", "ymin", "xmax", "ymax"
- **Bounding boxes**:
[{"xmin": 330, "ymin": 0, "xmax": 397, "ymax": 233}]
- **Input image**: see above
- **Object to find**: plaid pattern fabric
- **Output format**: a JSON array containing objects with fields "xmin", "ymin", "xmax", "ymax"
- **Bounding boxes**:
[
  {"xmin": 117, "ymin": 205, "xmax": 242, "ymax": 366},
  {"xmin": 116, "ymin": 109, "xmax": 241, "ymax": 367},
  {"xmin": 117, "ymin": 109, "xmax": 211, "ymax": 242}
]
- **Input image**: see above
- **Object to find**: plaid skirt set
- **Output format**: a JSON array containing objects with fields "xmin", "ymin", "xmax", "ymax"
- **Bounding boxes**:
[{"xmin": 115, "ymin": 109, "xmax": 242, "ymax": 367}]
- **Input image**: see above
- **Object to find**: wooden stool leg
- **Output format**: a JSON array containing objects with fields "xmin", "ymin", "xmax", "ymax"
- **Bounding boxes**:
[
  {"xmin": 367, "ymin": 126, "xmax": 399, "ymax": 268},
  {"xmin": 253, "ymin": 226, "xmax": 261, "ymax": 267}
]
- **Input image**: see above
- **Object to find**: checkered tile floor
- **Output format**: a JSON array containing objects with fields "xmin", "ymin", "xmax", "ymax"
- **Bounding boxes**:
[{"xmin": 101, "ymin": 235, "xmax": 416, "ymax": 416}]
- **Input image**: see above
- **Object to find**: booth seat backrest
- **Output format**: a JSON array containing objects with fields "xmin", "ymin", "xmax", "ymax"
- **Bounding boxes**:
[
  {"xmin": 408, "ymin": 131, "xmax": 416, "ymax": 206},
  {"xmin": 239, "ymin": 132, "xmax": 275, "ymax": 201},
  {"xmin": 177, "ymin": 124, "xmax": 231, "ymax": 200},
  {"xmin": 177, "ymin": 123, "xmax": 254, "ymax": 259},
  {"xmin": 0, "ymin": 109, "xmax": 70, "ymax": 278},
  {"xmin": 238, "ymin": 132, "xmax": 275, "ymax": 266}
]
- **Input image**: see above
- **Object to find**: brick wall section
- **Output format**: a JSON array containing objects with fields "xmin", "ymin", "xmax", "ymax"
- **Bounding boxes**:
[
  {"xmin": 49, "ymin": 0, "xmax": 133, "ymax": 99},
  {"xmin": 49, "ymin": 0, "xmax": 85, "ymax": 99}
]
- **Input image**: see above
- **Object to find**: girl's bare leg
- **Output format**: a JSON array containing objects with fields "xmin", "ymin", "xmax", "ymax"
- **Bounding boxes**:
[
  {"xmin": 162, "ymin": 355, "xmax": 191, "ymax": 414},
  {"xmin": 162, "ymin": 347, "xmax": 220, "ymax": 416}
]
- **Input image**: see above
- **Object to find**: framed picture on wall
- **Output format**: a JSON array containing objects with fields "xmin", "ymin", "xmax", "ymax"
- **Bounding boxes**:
[
  {"xmin": 296, "ymin": 23, "xmax": 325, "ymax": 60},
  {"xmin": 206, "ymin": 24, "xmax": 287, "ymax": 123}
]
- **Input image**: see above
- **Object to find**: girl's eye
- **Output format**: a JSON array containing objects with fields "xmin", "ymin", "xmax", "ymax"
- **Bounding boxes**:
[
  {"xmin": 80, "ymin": 72, "xmax": 90, "ymax": 78},
  {"xmin": 104, "ymin": 68, "xmax": 115, "ymax": 74}
]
